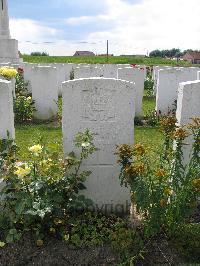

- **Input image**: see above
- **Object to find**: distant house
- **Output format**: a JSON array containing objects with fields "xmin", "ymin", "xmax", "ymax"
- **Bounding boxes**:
[
  {"xmin": 183, "ymin": 51, "xmax": 200, "ymax": 64},
  {"xmin": 73, "ymin": 51, "xmax": 95, "ymax": 57}
]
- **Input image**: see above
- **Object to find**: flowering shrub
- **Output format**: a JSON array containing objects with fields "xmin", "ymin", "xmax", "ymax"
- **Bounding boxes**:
[
  {"xmin": 14, "ymin": 96, "xmax": 35, "ymax": 123},
  {"xmin": 15, "ymin": 70, "xmax": 29, "ymax": 97},
  {"xmin": 116, "ymin": 117, "xmax": 200, "ymax": 236},
  {"xmin": 14, "ymin": 68, "xmax": 35, "ymax": 123},
  {"xmin": 0, "ymin": 130, "xmax": 97, "ymax": 244},
  {"xmin": 0, "ymin": 67, "xmax": 18, "ymax": 80},
  {"xmin": 144, "ymin": 76, "xmax": 154, "ymax": 96}
]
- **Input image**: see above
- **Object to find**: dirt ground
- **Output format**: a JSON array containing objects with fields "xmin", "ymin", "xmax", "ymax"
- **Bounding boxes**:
[{"xmin": 0, "ymin": 235, "xmax": 120, "ymax": 266}]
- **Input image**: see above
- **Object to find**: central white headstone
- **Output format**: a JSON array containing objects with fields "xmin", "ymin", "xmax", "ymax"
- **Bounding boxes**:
[{"xmin": 62, "ymin": 78, "xmax": 135, "ymax": 212}]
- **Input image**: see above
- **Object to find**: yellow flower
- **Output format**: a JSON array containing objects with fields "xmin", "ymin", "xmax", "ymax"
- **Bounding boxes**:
[
  {"xmin": 173, "ymin": 127, "xmax": 189, "ymax": 140},
  {"xmin": 133, "ymin": 144, "xmax": 146, "ymax": 156},
  {"xmin": 54, "ymin": 218, "xmax": 63, "ymax": 225},
  {"xmin": 63, "ymin": 234, "xmax": 69, "ymax": 241},
  {"xmin": 160, "ymin": 116, "xmax": 177, "ymax": 136},
  {"xmin": 0, "ymin": 242, "xmax": 5, "ymax": 248},
  {"xmin": 0, "ymin": 67, "xmax": 17, "ymax": 79},
  {"xmin": 155, "ymin": 169, "xmax": 166, "ymax": 178},
  {"xmin": 36, "ymin": 239, "xmax": 44, "ymax": 247},
  {"xmin": 116, "ymin": 144, "xmax": 133, "ymax": 158},
  {"xmin": 164, "ymin": 188, "xmax": 173, "ymax": 196},
  {"xmin": 192, "ymin": 178, "xmax": 200, "ymax": 191},
  {"xmin": 28, "ymin": 144, "xmax": 43, "ymax": 156},
  {"xmin": 188, "ymin": 117, "xmax": 200, "ymax": 130},
  {"xmin": 14, "ymin": 164, "xmax": 31, "ymax": 179}
]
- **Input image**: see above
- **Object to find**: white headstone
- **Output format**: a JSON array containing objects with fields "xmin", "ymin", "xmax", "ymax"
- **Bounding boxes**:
[
  {"xmin": 176, "ymin": 80, "xmax": 200, "ymax": 163},
  {"xmin": 197, "ymin": 71, "xmax": 200, "ymax": 80},
  {"xmin": 156, "ymin": 67, "xmax": 200, "ymax": 115},
  {"xmin": 0, "ymin": 78, "xmax": 15, "ymax": 139},
  {"xmin": 62, "ymin": 78, "xmax": 136, "ymax": 212},
  {"xmin": 30, "ymin": 66, "xmax": 58, "ymax": 120},
  {"xmin": 0, "ymin": 0, "xmax": 19, "ymax": 62},
  {"xmin": 102, "ymin": 64, "xmax": 118, "ymax": 78},
  {"xmin": 118, "ymin": 67, "xmax": 144, "ymax": 116},
  {"xmin": 74, "ymin": 65, "xmax": 103, "ymax": 79}
]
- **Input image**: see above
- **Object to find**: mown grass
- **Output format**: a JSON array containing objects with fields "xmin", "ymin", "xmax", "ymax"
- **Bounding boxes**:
[
  {"xmin": 22, "ymin": 55, "xmax": 192, "ymax": 66},
  {"xmin": 142, "ymin": 96, "xmax": 156, "ymax": 116}
]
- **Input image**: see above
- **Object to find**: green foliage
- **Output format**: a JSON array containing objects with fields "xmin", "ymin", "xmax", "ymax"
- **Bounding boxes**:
[
  {"xmin": 14, "ymin": 96, "xmax": 36, "ymax": 123},
  {"xmin": 149, "ymin": 48, "xmax": 182, "ymax": 58},
  {"xmin": 116, "ymin": 117, "xmax": 200, "ymax": 236},
  {"xmin": 0, "ymin": 130, "xmax": 97, "ymax": 244},
  {"xmin": 15, "ymin": 73, "xmax": 29, "ymax": 97},
  {"xmin": 30, "ymin": 52, "xmax": 49, "ymax": 56},
  {"xmin": 111, "ymin": 227, "xmax": 144, "ymax": 264},
  {"xmin": 22, "ymin": 55, "xmax": 192, "ymax": 66},
  {"xmin": 14, "ymin": 71, "xmax": 35, "ymax": 123},
  {"xmin": 171, "ymin": 223, "xmax": 200, "ymax": 262},
  {"xmin": 0, "ymin": 134, "xmax": 17, "ymax": 172},
  {"xmin": 144, "ymin": 76, "xmax": 154, "ymax": 97},
  {"xmin": 69, "ymin": 212, "xmax": 126, "ymax": 247}
]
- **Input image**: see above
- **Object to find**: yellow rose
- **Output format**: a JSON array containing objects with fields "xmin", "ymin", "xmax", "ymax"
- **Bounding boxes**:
[
  {"xmin": 0, "ymin": 67, "xmax": 17, "ymax": 79},
  {"xmin": 28, "ymin": 144, "xmax": 43, "ymax": 156},
  {"xmin": 14, "ymin": 164, "xmax": 31, "ymax": 179}
]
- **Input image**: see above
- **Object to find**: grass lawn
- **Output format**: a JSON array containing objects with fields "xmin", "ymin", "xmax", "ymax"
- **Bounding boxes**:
[{"xmin": 22, "ymin": 55, "xmax": 193, "ymax": 66}]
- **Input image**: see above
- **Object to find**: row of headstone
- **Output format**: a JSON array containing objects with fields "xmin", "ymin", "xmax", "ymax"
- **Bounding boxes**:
[
  {"xmin": 154, "ymin": 66, "xmax": 200, "ymax": 114},
  {"xmin": 0, "ymin": 76, "xmax": 199, "ymax": 211},
  {"xmin": 20, "ymin": 63, "xmax": 146, "ymax": 119}
]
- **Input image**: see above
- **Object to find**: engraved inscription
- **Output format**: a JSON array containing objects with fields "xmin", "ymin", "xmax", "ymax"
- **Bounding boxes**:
[{"xmin": 81, "ymin": 87, "xmax": 116, "ymax": 121}]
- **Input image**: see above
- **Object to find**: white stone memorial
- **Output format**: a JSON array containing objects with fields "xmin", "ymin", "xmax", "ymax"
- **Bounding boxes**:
[
  {"xmin": 176, "ymin": 80, "xmax": 200, "ymax": 163},
  {"xmin": 62, "ymin": 78, "xmax": 136, "ymax": 212},
  {"xmin": 74, "ymin": 65, "xmax": 103, "ymax": 79},
  {"xmin": 0, "ymin": 0, "xmax": 19, "ymax": 63},
  {"xmin": 197, "ymin": 71, "xmax": 200, "ymax": 80},
  {"xmin": 156, "ymin": 67, "xmax": 200, "ymax": 114},
  {"xmin": 30, "ymin": 66, "xmax": 58, "ymax": 120},
  {"xmin": 118, "ymin": 67, "xmax": 145, "ymax": 116},
  {"xmin": 0, "ymin": 78, "xmax": 15, "ymax": 139}
]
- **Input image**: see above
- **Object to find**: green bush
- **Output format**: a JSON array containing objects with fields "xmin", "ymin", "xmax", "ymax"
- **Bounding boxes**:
[
  {"xmin": 116, "ymin": 117, "xmax": 200, "ymax": 236},
  {"xmin": 15, "ymin": 73, "xmax": 29, "ymax": 97},
  {"xmin": 0, "ymin": 130, "xmax": 97, "ymax": 244},
  {"xmin": 171, "ymin": 223, "xmax": 200, "ymax": 262},
  {"xmin": 144, "ymin": 76, "xmax": 154, "ymax": 97},
  {"xmin": 14, "ymin": 96, "xmax": 35, "ymax": 123}
]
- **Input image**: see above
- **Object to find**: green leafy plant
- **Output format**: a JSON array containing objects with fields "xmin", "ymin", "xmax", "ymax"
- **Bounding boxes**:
[
  {"xmin": 15, "ymin": 73, "xmax": 29, "ymax": 97},
  {"xmin": 14, "ymin": 96, "xmax": 36, "ymax": 123},
  {"xmin": 0, "ymin": 130, "xmax": 97, "ymax": 244},
  {"xmin": 171, "ymin": 223, "xmax": 200, "ymax": 262},
  {"xmin": 14, "ymin": 70, "xmax": 35, "ymax": 123},
  {"xmin": 144, "ymin": 76, "xmax": 154, "ymax": 97},
  {"xmin": 116, "ymin": 117, "xmax": 200, "ymax": 236}
]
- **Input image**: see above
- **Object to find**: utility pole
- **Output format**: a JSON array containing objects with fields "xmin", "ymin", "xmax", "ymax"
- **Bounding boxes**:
[{"xmin": 106, "ymin": 40, "xmax": 109, "ymax": 63}]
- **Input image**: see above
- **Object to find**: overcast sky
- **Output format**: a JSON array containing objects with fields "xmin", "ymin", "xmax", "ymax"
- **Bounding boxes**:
[{"xmin": 8, "ymin": 0, "xmax": 200, "ymax": 56}]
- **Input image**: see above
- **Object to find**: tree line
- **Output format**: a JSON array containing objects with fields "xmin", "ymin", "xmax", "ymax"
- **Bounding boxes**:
[{"xmin": 149, "ymin": 49, "xmax": 200, "ymax": 58}]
